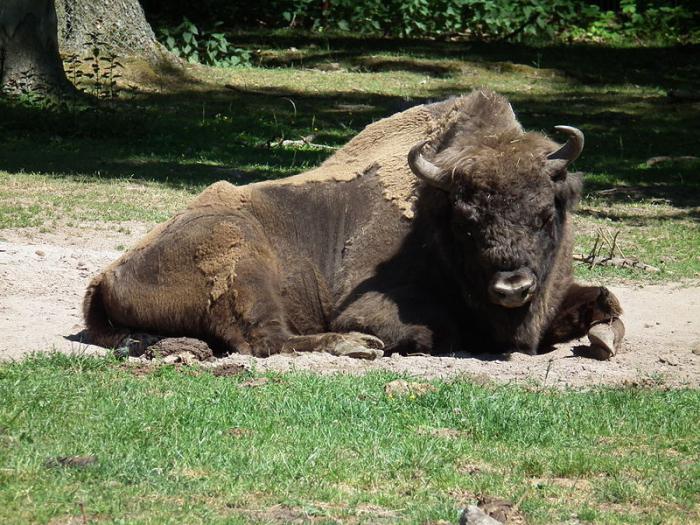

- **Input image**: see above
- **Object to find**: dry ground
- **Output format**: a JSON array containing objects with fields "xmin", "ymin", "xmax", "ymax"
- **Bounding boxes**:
[{"xmin": 1, "ymin": 223, "xmax": 699, "ymax": 389}]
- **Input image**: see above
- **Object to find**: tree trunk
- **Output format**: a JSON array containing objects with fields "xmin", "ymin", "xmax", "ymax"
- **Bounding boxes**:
[
  {"xmin": 55, "ymin": 0, "xmax": 157, "ymax": 57},
  {"xmin": 0, "ymin": 0, "xmax": 72, "ymax": 94}
]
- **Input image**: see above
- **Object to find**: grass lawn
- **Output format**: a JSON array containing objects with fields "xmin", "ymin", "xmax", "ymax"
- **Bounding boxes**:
[
  {"xmin": 0, "ymin": 33, "xmax": 698, "ymax": 281},
  {"xmin": 0, "ymin": 354, "xmax": 698, "ymax": 524}
]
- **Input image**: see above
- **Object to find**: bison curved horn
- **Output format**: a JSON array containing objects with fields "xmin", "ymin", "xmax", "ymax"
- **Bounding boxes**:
[
  {"xmin": 547, "ymin": 126, "xmax": 584, "ymax": 165},
  {"xmin": 408, "ymin": 140, "xmax": 453, "ymax": 191}
]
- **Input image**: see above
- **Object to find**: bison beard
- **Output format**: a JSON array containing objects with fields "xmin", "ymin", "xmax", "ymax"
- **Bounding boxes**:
[{"xmin": 83, "ymin": 90, "xmax": 624, "ymax": 359}]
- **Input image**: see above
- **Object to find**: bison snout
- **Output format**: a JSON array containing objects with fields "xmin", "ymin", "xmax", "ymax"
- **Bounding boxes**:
[{"xmin": 489, "ymin": 269, "xmax": 537, "ymax": 308}]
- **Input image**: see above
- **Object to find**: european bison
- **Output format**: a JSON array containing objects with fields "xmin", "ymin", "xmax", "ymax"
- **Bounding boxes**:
[{"xmin": 84, "ymin": 90, "xmax": 624, "ymax": 359}]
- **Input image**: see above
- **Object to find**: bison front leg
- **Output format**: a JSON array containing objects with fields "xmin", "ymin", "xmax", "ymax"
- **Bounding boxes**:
[
  {"xmin": 281, "ymin": 332, "xmax": 385, "ymax": 360},
  {"xmin": 543, "ymin": 284, "xmax": 625, "ymax": 359},
  {"xmin": 207, "ymin": 255, "xmax": 385, "ymax": 360}
]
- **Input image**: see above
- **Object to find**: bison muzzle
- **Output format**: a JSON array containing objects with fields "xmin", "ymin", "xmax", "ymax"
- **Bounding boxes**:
[{"xmin": 83, "ymin": 90, "xmax": 625, "ymax": 360}]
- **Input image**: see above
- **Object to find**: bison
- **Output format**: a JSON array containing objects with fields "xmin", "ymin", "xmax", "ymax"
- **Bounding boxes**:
[{"xmin": 84, "ymin": 90, "xmax": 624, "ymax": 360}]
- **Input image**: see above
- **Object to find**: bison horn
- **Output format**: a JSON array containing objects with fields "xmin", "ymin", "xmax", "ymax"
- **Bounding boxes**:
[
  {"xmin": 547, "ymin": 126, "xmax": 584, "ymax": 165},
  {"xmin": 408, "ymin": 140, "xmax": 453, "ymax": 191}
]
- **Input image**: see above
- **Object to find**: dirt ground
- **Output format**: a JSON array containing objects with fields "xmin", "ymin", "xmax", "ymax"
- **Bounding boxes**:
[{"xmin": 1, "ymin": 223, "xmax": 699, "ymax": 388}]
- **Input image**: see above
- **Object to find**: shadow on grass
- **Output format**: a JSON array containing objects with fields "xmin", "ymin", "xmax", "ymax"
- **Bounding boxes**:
[
  {"xmin": 0, "ymin": 86, "xmax": 418, "ymax": 189},
  {"xmin": 239, "ymin": 31, "xmax": 700, "ymax": 90},
  {"xmin": 260, "ymin": 49, "xmax": 462, "ymax": 78},
  {"xmin": 1, "ymin": 36, "xmax": 698, "ymax": 208},
  {"xmin": 576, "ymin": 206, "xmax": 700, "ymax": 225}
]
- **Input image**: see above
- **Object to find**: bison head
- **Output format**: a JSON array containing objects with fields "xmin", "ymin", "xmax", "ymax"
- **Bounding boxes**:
[{"xmin": 408, "ymin": 126, "xmax": 583, "ymax": 310}]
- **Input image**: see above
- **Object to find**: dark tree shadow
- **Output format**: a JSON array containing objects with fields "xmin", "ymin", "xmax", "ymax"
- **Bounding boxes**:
[{"xmin": 1, "ymin": 35, "xmax": 697, "ymax": 208}]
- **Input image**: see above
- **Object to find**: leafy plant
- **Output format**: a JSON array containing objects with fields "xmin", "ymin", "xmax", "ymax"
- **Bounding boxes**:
[
  {"xmin": 158, "ymin": 18, "xmax": 251, "ymax": 67},
  {"xmin": 64, "ymin": 28, "xmax": 123, "ymax": 100},
  {"xmin": 268, "ymin": 0, "xmax": 597, "ymax": 41},
  {"xmin": 269, "ymin": 0, "xmax": 700, "ymax": 44},
  {"xmin": 557, "ymin": 0, "xmax": 698, "ymax": 44}
]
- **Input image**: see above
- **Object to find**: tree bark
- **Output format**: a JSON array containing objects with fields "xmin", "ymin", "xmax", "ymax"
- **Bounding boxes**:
[
  {"xmin": 0, "ymin": 0, "xmax": 72, "ymax": 95},
  {"xmin": 55, "ymin": 0, "xmax": 157, "ymax": 57}
]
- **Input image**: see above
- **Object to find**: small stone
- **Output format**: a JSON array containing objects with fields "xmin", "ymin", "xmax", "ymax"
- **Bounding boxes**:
[
  {"xmin": 477, "ymin": 496, "xmax": 521, "ymax": 524},
  {"xmin": 162, "ymin": 354, "xmax": 181, "ymax": 364},
  {"xmin": 177, "ymin": 351, "xmax": 196, "ymax": 365},
  {"xmin": 459, "ymin": 505, "xmax": 503, "ymax": 525},
  {"xmin": 35, "ymin": 250, "xmax": 45, "ymax": 257},
  {"xmin": 659, "ymin": 355, "xmax": 679, "ymax": 366}
]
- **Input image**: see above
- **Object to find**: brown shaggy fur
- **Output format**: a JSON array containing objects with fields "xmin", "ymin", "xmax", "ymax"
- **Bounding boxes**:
[{"xmin": 84, "ymin": 90, "xmax": 623, "ymax": 357}]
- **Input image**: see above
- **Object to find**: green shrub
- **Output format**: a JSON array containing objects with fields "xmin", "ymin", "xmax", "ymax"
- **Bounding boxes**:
[
  {"xmin": 564, "ymin": 0, "xmax": 699, "ymax": 44},
  {"xmin": 146, "ymin": 1, "xmax": 699, "ymax": 45},
  {"xmin": 158, "ymin": 17, "xmax": 251, "ymax": 67},
  {"xmin": 278, "ymin": 0, "xmax": 588, "ymax": 40},
  {"xmin": 270, "ymin": 0, "xmax": 698, "ymax": 43}
]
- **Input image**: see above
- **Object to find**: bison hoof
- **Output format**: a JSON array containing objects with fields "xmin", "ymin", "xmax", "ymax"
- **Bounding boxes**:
[
  {"xmin": 333, "ymin": 332, "xmax": 385, "ymax": 360},
  {"xmin": 333, "ymin": 343, "xmax": 384, "ymax": 360},
  {"xmin": 587, "ymin": 318, "xmax": 625, "ymax": 360},
  {"xmin": 346, "ymin": 332, "xmax": 385, "ymax": 349}
]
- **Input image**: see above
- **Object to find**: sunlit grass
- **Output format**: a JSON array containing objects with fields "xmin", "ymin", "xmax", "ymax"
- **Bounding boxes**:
[{"xmin": 0, "ymin": 354, "xmax": 697, "ymax": 524}]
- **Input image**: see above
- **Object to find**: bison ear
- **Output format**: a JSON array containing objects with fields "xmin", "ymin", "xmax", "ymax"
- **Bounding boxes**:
[
  {"xmin": 554, "ymin": 171, "xmax": 583, "ymax": 210},
  {"xmin": 408, "ymin": 140, "xmax": 455, "ymax": 192}
]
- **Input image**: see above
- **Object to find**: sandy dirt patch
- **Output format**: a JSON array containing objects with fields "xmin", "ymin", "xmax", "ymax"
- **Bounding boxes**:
[{"xmin": 1, "ymin": 223, "xmax": 699, "ymax": 388}]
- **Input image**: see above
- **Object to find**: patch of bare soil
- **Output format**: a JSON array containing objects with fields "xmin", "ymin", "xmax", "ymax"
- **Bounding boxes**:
[
  {"xmin": 232, "ymin": 502, "xmax": 398, "ymax": 524},
  {"xmin": 212, "ymin": 363, "xmax": 246, "ymax": 377},
  {"xmin": 1, "ymin": 224, "xmax": 699, "ymax": 388},
  {"xmin": 44, "ymin": 455, "xmax": 98, "ymax": 469},
  {"xmin": 476, "ymin": 496, "xmax": 527, "ymax": 525}
]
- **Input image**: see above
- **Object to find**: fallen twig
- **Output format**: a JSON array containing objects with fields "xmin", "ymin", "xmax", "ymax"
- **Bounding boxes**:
[
  {"xmin": 599, "ymin": 227, "xmax": 624, "ymax": 259},
  {"xmin": 573, "ymin": 254, "xmax": 660, "ymax": 273},
  {"xmin": 271, "ymin": 136, "xmax": 337, "ymax": 151},
  {"xmin": 611, "ymin": 230, "xmax": 624, "ymax": 258},
  {"xmin": 646, "ymin": 155, "xmax": 699, "ymax": 166}
]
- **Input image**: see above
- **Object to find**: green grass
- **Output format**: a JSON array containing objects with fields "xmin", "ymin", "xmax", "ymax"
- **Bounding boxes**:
[
  {"xmin": 0, "ymin": 172, "xmax": 194, "ymax": 228},
  {"xmin": 0, "ymin": 34, "xmax": 698, "ymax": 282},
  {"xmin": 0, "ymin": 354, "xmax": 698, "ymax": 524}
]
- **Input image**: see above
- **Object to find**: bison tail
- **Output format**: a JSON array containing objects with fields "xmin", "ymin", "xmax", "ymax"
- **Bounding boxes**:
[{"xmin": 83, "ymin": 275, "xmax": 127, "ymax": 349}]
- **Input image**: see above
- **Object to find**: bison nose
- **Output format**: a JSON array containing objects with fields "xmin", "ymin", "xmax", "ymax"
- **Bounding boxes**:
[{"xmin": 489, "ymin": 269, "xmax": 537, "ymax": 308}]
